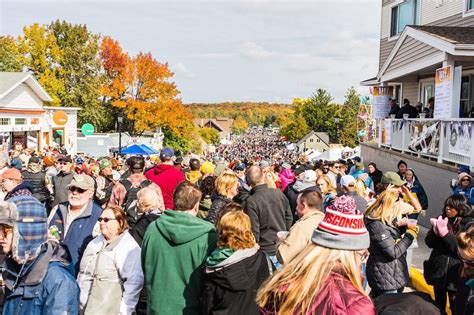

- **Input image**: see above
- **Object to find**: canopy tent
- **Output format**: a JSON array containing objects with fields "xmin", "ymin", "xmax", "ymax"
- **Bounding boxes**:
[{"xmin": 120, "ymin": 144, "xmax": 158, "ymax": 155}]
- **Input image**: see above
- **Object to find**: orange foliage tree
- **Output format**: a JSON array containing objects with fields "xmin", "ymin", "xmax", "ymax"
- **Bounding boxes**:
[{"xmin": 100, "ymin": 37, "xmax": 192, "ymax": 136}]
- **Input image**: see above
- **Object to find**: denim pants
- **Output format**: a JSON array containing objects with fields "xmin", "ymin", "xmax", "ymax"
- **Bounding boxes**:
[{"xmin": 268, "ymin": 255, "xmax": 282, "ymax": 270}]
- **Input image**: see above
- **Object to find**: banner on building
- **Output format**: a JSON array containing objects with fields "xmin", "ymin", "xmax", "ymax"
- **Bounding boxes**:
[
  {"xmin": 370, "ymin": 86, "xmax": 393, "ymax": 119},
  {"xmin": 448, "ymin": 121, "xmax": 472, "ymax": 157},
  {"xmin": 408, "ymin": 121, "xmax": 440, "ymax": 155},
  {"xmin": 434, "ymin": 66, "xmax": 452, "ymax": 119}
]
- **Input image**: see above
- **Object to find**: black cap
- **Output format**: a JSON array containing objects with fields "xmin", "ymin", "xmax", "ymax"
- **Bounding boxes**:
[
  {"xmin": 28, "ymin": 156, "xmax": 40, "ymax": 164},
  {"xmin": 57, "ymin": 155, "xmax": 72, "ymax": 163}
]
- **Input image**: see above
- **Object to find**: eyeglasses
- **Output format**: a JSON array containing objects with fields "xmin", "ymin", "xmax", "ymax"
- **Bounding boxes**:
[
  {"xmin": 461, "ymin": 178, "xmax": 471, "ymax": 182},
  {"xmin": 98, "ymin": 217, "xmax": 117, "ymax": 223},
  {"xmin": 458, "ymin": 251, "xmax": 474, "ymax": 267},
  {"xmin": 68, "ymin": 186, "xmax": 87, "ymax": 194},
  {"xmin": 59, "ymin": 162, "xmax": 70, "ymax": 165},
  {"xmin": 334, "ymin": 166, "xmax": 341, "ymax": 169}
]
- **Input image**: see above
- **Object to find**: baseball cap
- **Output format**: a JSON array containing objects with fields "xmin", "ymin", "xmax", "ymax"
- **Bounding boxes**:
[
  {"xmin": 352, "ymin": 156, "xmax": 361, "ymax": 162},
  {"xmin": 381, "ymin": 171, "xmax": 405, "ymax": 186},
  {"xmin": 234, "ymin": 162, "xmax": 246, "ymax": 171},
  {"xmin": 0, "ymin": 168, "xmax": 22, "ymax": 181},
  {"xmin": 340, "ymin": 175, "xmax": 356, "ymax": 187},
  {"xmin": 160, "ymin": 147, "xmax": 175, "ymax": 160},
  {"xmin": 75, "ymin": 157, "xmax": 84, "ymax": 164},
  {"xmin": 312, "ymin": 195, "xmax": 369, "ymax": 250},
  {"xmin": 57, "ymin": 155, "xmax": 72, "ymax": 163},
  {"xmin": 68, "ymin": 174, "xmax": 95, "ymax": 190},
  {"xmin": 99, "ymin": 159, "xmax": 112, "ymax": 171},
  {"xmin": 303, "ymin": 170, "xmax": 317, "ymax": 183},
  {"xmin": 28, "ymin": 156, "xmax": 40, "ymax": 164}
]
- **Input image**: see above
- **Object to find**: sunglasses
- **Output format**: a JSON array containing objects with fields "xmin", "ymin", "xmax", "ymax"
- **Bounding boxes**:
[
  {"xmin": 98, "ymin": 217, "xmax": 117, "ymax": 223},
  {"xmin": 68, "ymin": 186, "xmax": 87, "ymax": 193},
  {"xmin": 334, "ymin": 166, "xmax": 341, "ymax": 169},
  {"xmin": 59, "ymin": 162, "xmax": 70, "ymax": 165},
  {"xmin": 461, "ymin": 178, "xmax": 471, "ymax": 182}
]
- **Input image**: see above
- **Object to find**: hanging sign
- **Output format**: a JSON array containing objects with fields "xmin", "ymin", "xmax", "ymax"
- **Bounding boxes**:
[
  {"xmin": 52, "ymin": 111, "xmax": 68, "ymax": 125},
  {"xmin": 81, "ymin": 123, "xmax": 95, "ymax": 136},
  {"xmin": 434, "ymin": 66, "xmax": 452, "ymax": 119},
  {"xmin": 370, "ymin": 86, "xmax": 393, "ymax": 119}
]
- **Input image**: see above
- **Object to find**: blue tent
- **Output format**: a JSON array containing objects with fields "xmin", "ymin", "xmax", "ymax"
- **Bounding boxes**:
[{"xmin": 121, "ymin": 144, "xmax": 158, "ymax": 155}]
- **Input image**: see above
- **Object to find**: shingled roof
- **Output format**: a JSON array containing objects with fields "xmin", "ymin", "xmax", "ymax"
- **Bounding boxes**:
[{"xmin": 411, "ymin": 26, "xmax": 474, "ymax": 45}]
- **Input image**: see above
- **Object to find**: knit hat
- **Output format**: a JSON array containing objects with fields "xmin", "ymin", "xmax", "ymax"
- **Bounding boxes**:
[
  {"xmin": 458, "ymin": 172, "xmax": 472, "ymax": 182},
  {"xmin": 4, "ymin": 196, "xmax": 48, "ymax": 264},
  {"xmin": 200, "ymin": 161, "xmax": 215, "ymax": 175},
  {"xmin": 43, "ymin": 155, "xmax": 55, "ymax": 167},
  {"xmin": 312, "ymin": 195, "xmax": 369, "ymax": 250}
]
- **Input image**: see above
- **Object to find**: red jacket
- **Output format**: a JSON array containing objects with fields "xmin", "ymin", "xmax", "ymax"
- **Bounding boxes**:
[
  {"xmin": 261, "ymin": 272, "xmax": 375, "ymax": 315},
  {"xmin": 145, "ymin": 164, "xmax": 185, "ymax": 209}
]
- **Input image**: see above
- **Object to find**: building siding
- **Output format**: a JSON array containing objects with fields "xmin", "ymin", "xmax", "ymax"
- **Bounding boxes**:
[
  {"xmin": 378, "ymin": 4, "xmax": 474, "ymax": 70},
  {"xmin": 421, "ymin": 0, "xmax": 464, "ymax": 25},
  {"xmin": 385, "ymin": 37, "xmax": 440, "ymax": 74},
  {"xmin": 402, "ymin": 81, "xmax": 419, "ymax": 103},
  {"xmin": 0, "ymin": 83, "xmax": 43, "ymax": 109}
]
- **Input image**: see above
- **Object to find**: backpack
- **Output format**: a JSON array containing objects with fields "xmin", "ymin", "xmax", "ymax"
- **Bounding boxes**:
[{"xmin": 120, "ymin": 179, "xmax": 152, "ymax": 228}]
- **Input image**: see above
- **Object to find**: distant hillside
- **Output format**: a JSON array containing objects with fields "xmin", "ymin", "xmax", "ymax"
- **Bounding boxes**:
[{"xmin": 186, "ymin": 102, "xmax": 294, "ymax": 127}]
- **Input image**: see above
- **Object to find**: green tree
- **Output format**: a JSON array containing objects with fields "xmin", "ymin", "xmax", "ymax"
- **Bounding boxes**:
[
  {"xmin": 199, "ymin": 127, "xmax": 220, "ymax": 145},
  {"xmin": 49, "ymin": 20, "xmax": 108, "ymax": 131},
  {"xmin": 339, "ymin": 87, "xmax": 362, "ymax": 147},
  {"xmin": 299, "ymin": 89, "xmax": 339, "ymax": 143},
  {"xmin": 280, "ymin": 113, "xmax": 309, "ymax": 142},
  {"xmin": 0, "ymin": 36, "xmax": 23, "ymax": 71},
  {"xmin": 162, "ymin": 127, "xmax": 201, "ymax": 155}
]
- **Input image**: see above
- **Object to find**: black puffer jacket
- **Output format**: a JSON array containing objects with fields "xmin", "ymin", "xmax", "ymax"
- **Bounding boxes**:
[
  {"xmin": 423, "ymin": 216, "xmax": 472, "ymax": 290},
  {"xmin": 365, "ymin": 217, "xmax": 414, "ymax": 292},
  {"xmin": 207, "ymin": 195, "xmax": 232, "ymax": 225}
]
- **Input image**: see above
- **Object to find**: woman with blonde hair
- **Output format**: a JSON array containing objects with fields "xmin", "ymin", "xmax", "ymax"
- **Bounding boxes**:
[
  {"xmin": 257, "ymin": 196, "xmax": 374, "ymax": 314},
  {"xmin": 206, "ymin": 170, "xmax": 239, "ymax": 224},
  {"xmin": 316, "ymin": 174, "xmax": 337, "ymax": 210},
  {"xmin": 355, "ymin": 178, "xmax": 375, "ymax": 206},
  {"xmin": 201, "ymin": 211, "xmax": 272, "ymax": 314},
  {"xmin": 364, "ymin": 189, "xmax": 419, "ymax": 297}
]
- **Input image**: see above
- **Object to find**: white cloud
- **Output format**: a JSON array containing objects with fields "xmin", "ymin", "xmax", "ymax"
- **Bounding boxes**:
[
  {"xmin": 173, "ymin": 62, "xmax": 196, "ymax": 79},
  {"xmin": 239, "ymin": 41, "xmax": 276, "ymax": 60}
]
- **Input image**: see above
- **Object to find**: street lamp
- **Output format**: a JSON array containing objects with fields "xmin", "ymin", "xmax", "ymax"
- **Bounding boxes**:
[
  {"xmin": 118, "ymin": 114, "xmax": 123, "ymax": 156},
  {"xmin": 334, "ymin": 115, "xmax": 340, "ymax": 143}
]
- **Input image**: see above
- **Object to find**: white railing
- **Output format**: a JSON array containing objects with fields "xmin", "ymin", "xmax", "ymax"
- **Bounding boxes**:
[{"xmin": 378, "ymin": 118, "xmax": 474, "ymax": 171}]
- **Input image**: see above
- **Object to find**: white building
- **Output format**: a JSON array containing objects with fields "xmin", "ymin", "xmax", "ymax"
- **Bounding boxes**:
[{"xmin": 0, "ymin": 72, "xmax": 80, "ymax": 153}]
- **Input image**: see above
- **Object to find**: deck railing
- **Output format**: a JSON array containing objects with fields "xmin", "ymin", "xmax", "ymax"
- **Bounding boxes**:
[{"xmin": 378, "ymin": 118, "xmax": 474, "ymax": 171}]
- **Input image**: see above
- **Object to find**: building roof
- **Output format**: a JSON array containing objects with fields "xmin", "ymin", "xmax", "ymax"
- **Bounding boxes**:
[
  {"xmin": 193, "ymin": 118, "xmax": 234, "ymax": 134},
  {"xmin": 296, "ymin": 130, "xmax": 330, "ymax": 146},
  {"xmin": 0, "ymin": 72, "xmax": 53, "ymax": 101},
  {"xmin": 411, "ymin": 26, "xmax": 474, "ymax": 45}
]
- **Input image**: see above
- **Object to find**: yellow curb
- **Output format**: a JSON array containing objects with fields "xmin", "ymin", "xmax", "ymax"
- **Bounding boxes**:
[{"xmin": 410, "ymin": 267, "xmax": 451, "ymax": 315}]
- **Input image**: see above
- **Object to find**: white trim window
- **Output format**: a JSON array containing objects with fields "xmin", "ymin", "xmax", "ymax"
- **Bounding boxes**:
[
  {"xmin": 464, "ymin": 0, "xmax": 474, "ymax": 17},
  {"xmin": 390, "ymin": 0, "xmax": 420, "ymax": 37}
]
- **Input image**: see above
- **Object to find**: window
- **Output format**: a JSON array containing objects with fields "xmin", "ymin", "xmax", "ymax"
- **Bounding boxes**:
[
  {"xmin": 0, "ymin": 118, "xmax": 10, "ymax": 125},
  {"xmin": 30, "ymin": 118, "xmax": 40, "ymax": 125},
  {"xmin": 310, "ymin": 138, "xmax": 313, "ymax": 143},
  {"xmin": 15, "ymin": 118, "xmax": 26, "ymax": 125},
  {"xmin": 470, "ymin": 0, "xmax": 474, "ymax": 11},
  {"xmin": 390, "ymin": 0, "xmax": 420, "ymax": 37}
]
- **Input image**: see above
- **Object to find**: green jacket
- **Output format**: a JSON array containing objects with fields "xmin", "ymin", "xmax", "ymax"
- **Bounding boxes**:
[{"xmin": 142, "ymin": 210, "xmax": 217, "ymax": 315}]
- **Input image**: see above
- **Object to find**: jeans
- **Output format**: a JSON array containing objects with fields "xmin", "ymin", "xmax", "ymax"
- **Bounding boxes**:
[{"xmin": 269, "ymin": 255, "xmax": 282, "ymax": 270}]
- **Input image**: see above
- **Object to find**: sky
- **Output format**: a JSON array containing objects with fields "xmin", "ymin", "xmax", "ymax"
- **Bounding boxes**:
[{"xmin": 1, "ymin": 0, "xmax": 381, "ymax": 104}]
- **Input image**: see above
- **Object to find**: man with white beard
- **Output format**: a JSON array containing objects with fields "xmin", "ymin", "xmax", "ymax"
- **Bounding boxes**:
[{"xmin": 48, "ymin": 174, "xmax": 103, "ymax": 274}]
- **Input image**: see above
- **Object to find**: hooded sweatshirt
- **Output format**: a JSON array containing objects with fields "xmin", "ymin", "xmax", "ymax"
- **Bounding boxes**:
[
  {"xmin": 142, "ymin": 210, "xmax": 217, "ymax": 315},
  {"xmin": 202, "ymin": 246, "xmax": 272, "ymax": 315},
  {"xmin": 145, "ymin": 164, "xmax": 185, "ymax": 209}
]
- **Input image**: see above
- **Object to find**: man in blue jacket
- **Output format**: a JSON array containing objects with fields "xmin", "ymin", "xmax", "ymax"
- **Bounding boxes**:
[
  {"xmin": 0, "ymin": 196, "xmax": 79, "ymax": 314},
  {"xmin": 48, "ymin": 174, "xmax": 102, "ymax": 273}
]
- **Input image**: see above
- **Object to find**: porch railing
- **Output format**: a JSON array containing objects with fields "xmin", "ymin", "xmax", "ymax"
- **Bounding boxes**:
[{"xmin": 378, "ymin": 118, "xmax": 474, "ymax": 171}]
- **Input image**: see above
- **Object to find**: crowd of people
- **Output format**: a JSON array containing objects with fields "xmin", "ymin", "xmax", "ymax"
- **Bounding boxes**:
[{"xmin": 0, "ymin": 137, "xmax": 472, "ymax": 315}]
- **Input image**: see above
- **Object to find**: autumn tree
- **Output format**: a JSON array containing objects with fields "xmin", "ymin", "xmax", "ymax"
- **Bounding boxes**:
[
  {"xmin": 280, "ymin": 113, "xmax": 309, "ymax": 142},
  {"xmin": 49, "ymin": 20, "xmax": 106, "ymax": 129},
  {"xmin": 232, "ymin": 116, "xmax": 249, "ymax": 134},
  {"xmin": 19, "ymin": 23, "xmax": 64, "ymax": 105},
  {"xmin": 0, "ymin": 36, "xmax": 23, "ymax": 71},
  {"xmin": 199, "ymin": 127, "xmax": 220, "ymax": 145}
]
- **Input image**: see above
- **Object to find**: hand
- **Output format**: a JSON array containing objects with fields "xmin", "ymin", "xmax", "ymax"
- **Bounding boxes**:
[
  {"xmin": 400, "ymin": 185, "xmax": 411, "ymax": 196},
  {"xmin": 386, "ymin": 184, "xmax": 400, "ymax": 194},
  {"xmin": 435, "ymin": 216, "xmax": 449, "ymax": 237},
  {"xmin": 405, "ymin": 225, "xmax": 419, "ymax": 240},
  {"xmin": 430, "ymin": 218, "xmax": 440, "ymax": 235},
  {"xmin": 396, "ymin": 217, "xmax": 408, "ymax": 227}
]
